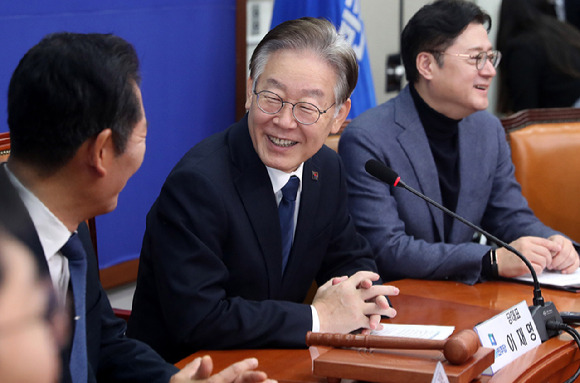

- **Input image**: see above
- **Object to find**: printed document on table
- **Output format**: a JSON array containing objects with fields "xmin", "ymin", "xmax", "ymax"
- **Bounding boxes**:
[
  {"xmin": 514, "ymin": 268, "xmax": 580, "ymax": 291},
  {"xmin": 371, "ymin": 323, "xmax": 455, "ymax": 340}
]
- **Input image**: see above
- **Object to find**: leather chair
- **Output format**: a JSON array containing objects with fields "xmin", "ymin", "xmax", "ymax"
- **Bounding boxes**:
[
  {"xmin": 501, "ymin": 108, "xmax": 580, "ymax": 243},
  {"xmin": 324, "ymin": 119, "xmax": 349, "ymax": 153},
  {"xmin": 0, "ymin": 132, "xmax": 10, "ymax": 163},
  {"xmin": 325, "ymin": 133, "xmax": 341, "ymax": 152}
]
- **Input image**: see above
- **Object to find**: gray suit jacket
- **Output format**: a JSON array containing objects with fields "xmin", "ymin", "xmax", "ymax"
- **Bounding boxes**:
[{"xmin": 339, "ymin": 86, "xmax": 560, "ymax": 284}]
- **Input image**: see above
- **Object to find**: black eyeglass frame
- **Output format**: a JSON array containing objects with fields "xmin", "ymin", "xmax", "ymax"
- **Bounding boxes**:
[{"xmin": 253, "ymin": 90, "xmax": 335, "ymax": 125}]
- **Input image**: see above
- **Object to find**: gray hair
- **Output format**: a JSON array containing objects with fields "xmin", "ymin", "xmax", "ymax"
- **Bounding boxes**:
[{"xmin": 249, "ymin": 17, "xmax": 358, "ymax": 113}]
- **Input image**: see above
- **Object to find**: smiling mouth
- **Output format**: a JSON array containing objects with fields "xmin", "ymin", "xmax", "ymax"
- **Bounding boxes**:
[
  {"xmin": 475, "ymin": 85, "xmax": 487, "ymax": 90},
  {"xmin": 268, "ymin": 135, "xmax": 297, "ymax": 148}
]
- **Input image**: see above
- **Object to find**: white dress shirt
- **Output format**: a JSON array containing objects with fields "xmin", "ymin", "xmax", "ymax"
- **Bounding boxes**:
[
  {"xmin": 5, "ymin": 165, "xmax": 72, "ymax": 306},
  {"xmin": 265, "ymin": 163, "xmax": 320, "ymax": 332}
]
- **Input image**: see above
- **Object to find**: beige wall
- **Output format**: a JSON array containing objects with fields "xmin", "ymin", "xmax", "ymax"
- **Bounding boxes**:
[
  {"xmin": 360, "ymin": 0, "xmax": 502, "ymax": 114},
  {"xmin": 360, "ymin": 0, "xmax": 427, "ymax": 105},
  {"xmin": 247, "ymin": 0, "xmax": 502, "ymax": 115}
]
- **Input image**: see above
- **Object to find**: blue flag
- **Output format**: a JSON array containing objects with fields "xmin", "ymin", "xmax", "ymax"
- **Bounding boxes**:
[{"xmin": 270, "ymin": 0, "xmax": 376, "ymax": 119}]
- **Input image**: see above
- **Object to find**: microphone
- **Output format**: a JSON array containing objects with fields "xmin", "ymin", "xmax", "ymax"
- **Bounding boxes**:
[{"xmin": 364, "ymin": 159, "xmax": 562, "ymax": 342}]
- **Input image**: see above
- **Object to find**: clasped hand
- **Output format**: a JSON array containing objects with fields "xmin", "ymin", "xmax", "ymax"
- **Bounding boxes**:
[
  {"xmin": 497, "ymin": 235, "xmax": 579, "ymax": 278},
  {"xmin": 312, "ymin": 270, "xmax": 399, "ymax": 334}
]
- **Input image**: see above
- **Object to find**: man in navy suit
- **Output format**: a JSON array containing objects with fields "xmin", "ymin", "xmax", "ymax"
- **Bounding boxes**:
[
  {"xmin": 127, "ymin": 17, "xmax": 399, "ymax": 363},
  {"xmin": 0, "ymin": 32, "xmax": 273, "ymax": 383},
  {"xmin": 339, "ymin": 0, "xmax": 579, "ymax": 285}
]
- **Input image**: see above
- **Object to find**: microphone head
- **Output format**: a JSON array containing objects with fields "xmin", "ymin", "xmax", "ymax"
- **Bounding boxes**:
[{"xmin": 365, "ymin": 159, "xmax": 400, "ymax": 186}]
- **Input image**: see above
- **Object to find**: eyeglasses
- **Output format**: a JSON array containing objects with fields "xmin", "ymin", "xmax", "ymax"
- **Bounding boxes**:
[
  {"xmin": 253, "ymin": 90, "xmax": 335, "ymax": 125},
  {"xmin": 438, "ymin": 50, "xmax": 502, "ymax": 71}
]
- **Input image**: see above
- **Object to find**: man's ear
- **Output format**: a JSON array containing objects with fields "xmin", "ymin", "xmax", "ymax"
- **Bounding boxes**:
[
  {"xmin": 330, "ymin": 98, "xmax": 351, "ymax": 134},
  {"xmin": 245, "ymin": 77, "xmax": 254, "ymax": 111},
  {"xmin": 88, "ymin": 129, "xmax": 114, "ymax": 177},
  {"xmin": 416, "ymin": 52, "xmax": 436, "ymax": 80}
]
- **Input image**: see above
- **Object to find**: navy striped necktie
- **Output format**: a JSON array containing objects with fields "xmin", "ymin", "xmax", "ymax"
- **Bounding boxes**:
[
  {"xmin": 279, "ymin": 175, "xmax": 300, "ymax": 273},
  {"xmin": 60, "ymin": 233, "xmax": 88, "ymax": 383}
]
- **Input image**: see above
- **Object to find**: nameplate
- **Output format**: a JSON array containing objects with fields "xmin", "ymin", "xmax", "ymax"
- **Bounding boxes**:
[{"xmin": 474, "ymin": 300, "xmax": 541, "ymax": 374}]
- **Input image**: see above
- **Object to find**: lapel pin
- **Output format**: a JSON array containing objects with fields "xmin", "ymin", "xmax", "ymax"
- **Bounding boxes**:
[{"xmin": 312, "ymin": 171, "xmax": 319, "ymax": 181}]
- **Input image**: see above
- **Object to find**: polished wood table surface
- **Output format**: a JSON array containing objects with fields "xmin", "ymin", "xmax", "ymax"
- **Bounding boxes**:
[{"xmin": 176, "ymin": 279, "xmax": 580, "ymax": 382}]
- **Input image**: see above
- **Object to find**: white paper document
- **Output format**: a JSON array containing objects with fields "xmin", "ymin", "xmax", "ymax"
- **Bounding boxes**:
[
  {"xmin": 514, "ymin": 268, "xmax": 580, "ymax": 289},
  {"xmin": 371, "ymin": 323, "xmax": 455, "ymax": 340}
]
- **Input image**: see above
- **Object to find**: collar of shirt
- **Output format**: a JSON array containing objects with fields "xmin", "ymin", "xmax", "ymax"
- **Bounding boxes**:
[
  {"xmin": 266, "ymin": 163, "xmax": 304, "ymax": 205},
  {"xmin": 5, "ymin": 165, "xmax": 72, "ymax": 303}
]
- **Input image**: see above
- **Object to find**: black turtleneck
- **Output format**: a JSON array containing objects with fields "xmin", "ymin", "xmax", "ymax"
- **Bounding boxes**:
[
  {"xmin": 409, "ymin": 84, "xmax": 493, "ymax": 279},
  {"xmin": 410, "ymin": 83, "xmax": 460, "ymax": 241}
]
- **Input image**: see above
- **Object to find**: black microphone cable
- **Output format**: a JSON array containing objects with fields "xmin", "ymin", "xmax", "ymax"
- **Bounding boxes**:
[
  {"xmin": 546, "ymin": 320, "xmax": 580, "ymax": 383},
  {"xmin": 364, "ymin": 159, "xmax": 563, "ymax": 342}
]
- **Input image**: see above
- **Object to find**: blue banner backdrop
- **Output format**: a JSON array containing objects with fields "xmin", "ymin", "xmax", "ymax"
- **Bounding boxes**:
[
  {"xmin": 0, "ymin": 0, "xmax": 237, "ymax": 269},
  {"xmin": 270, "ymin": 0, "xmax": 376, "ymax": 119}
]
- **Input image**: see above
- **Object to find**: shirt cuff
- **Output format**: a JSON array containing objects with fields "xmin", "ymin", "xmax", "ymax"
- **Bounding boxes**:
[{"xmin": 310, "ymin": 305, "xmax": 320, "ymax": 332}]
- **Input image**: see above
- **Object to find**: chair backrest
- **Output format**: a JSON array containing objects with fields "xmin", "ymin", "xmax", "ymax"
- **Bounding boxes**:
[
  {"xmin": 325, "ymin": 133, "xmax": 341, "ymax": 153},
  {"xmin": 324, "ymin": 119, "xmax": 350, "ymax": 153},
  {"xmin": 501, "ymin": 108, "xmax": 580, "ymax": 243},
  {"xmin": 0, "ymin": 132, "xmax": 10, "ymax": 163}
]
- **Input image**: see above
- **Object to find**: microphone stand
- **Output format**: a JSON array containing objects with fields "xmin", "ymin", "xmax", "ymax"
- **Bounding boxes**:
[
  {"xmin": 365, "ymin": 160, "xmax": 563, "ymax": 342},
  {"xmin": 395, "ymin": 178, "xmax": 561, "ymax": 341}
]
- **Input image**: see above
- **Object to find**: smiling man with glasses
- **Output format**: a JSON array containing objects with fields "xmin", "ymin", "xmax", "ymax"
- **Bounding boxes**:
[
  {"xmin": 340, "ymin": 0, "xmax": 579, "ymax": 285},
  {"xmin": 127, "ymin": 17, "xmax": 398, "ymax": 363}
]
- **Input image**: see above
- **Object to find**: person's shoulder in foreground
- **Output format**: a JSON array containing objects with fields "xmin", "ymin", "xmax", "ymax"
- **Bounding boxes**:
[
  {"xmin": 2, "ymin": 31, "xmax": 273, "ymax": 383},
  {"xmin": 0, "ymin": 229, "xmax": 63, "ymax": 383},
  {"xmin": 339, "ymin": 0, "xmax": 579, "ymax": 286},
  {"xmin": 127, "ymin": 16, "xmax": 399, "ymax": 363}
]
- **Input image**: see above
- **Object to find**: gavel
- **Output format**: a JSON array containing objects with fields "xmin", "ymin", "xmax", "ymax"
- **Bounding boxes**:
[{"xmin": 305, "ymin": 329, "xmax": 480, "ymax": 365}]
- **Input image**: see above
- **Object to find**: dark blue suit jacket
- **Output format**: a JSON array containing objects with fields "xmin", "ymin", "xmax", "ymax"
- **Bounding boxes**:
[
  {"xmin": 339, "ymin": 86, "xmax": 562, "ymax": 285},
  {"xmin": 0, "ymin": 165, "xmax": 177, "ymax": 383},
  {"xmin": 127, "ymin": 115, "xmax": 377, "ymax": 363}
]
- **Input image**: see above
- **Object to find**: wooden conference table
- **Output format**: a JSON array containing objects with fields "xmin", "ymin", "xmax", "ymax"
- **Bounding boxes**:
[{"xmin": 176, "ymin": 279, "xmax": 580, "ymax": 382}]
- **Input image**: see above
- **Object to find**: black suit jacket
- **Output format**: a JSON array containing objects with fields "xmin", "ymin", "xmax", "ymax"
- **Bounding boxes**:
[
  {"xmin": 127, "ymin": 115, "xmax": 377, "ymax": 363},
  {"xmin": 0, "ymin": 165, "xmax": 177, "ymax": 383}
]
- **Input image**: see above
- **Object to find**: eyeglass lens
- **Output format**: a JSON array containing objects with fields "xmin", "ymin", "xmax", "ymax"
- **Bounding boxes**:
[
  {"xmin": 477, "ymin": 51, "xmax": 501, "ymax": 70},
  {"xmin": 257, "ymin": 91, "xmax": 321, "ymax": 125}
]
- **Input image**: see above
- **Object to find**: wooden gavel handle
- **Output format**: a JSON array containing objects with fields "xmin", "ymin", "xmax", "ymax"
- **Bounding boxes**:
[
  {"xmin": 306, "ymin": 332, "xmax": 445, "ymax": 350},
  {"xmin": 306, "ymin": 329, "xmax": 480, "ymax": 365}
]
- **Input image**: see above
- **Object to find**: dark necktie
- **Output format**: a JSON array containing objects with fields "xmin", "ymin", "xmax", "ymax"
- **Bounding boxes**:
[
  {"xmin": 279, "ymin": 176, "xmax": 300, "ymax": 273},
  {"xmin": 60, "ymin": 233, "xmax": 88, "ymax": 383}
]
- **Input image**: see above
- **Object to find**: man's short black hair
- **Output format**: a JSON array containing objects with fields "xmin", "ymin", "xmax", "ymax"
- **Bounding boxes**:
[
  {"xmin": 401, "ymin": 0, "xmax": 491, "ymax": 83},
  {"xmin": 8, "ymin": 32, "xmax": 141, "ymax": 175}
]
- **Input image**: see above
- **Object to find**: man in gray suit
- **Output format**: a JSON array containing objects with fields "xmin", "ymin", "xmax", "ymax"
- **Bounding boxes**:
[{"xmin": 339, "ymin": 0, "xmax": 579, "ymax": 285}]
